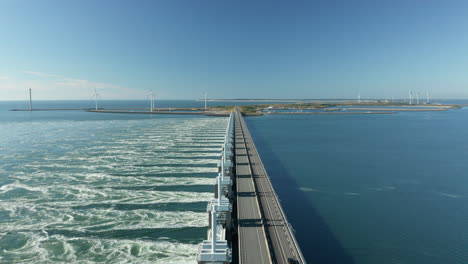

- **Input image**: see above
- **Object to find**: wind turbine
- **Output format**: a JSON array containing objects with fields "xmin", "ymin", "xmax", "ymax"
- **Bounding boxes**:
[
  {"xmin": 29, "ymin": 88, "xmax": 32, "ymax": 111},
  {"xmin": 409, "ymin": 90, "xmax": 413, "ymax": 105},
  {"xmin": 358, "ymin": 93, "xmax": 361, "ymax": 103},
  {"xmin": 204, "ymin": 91, "xmax": 207, "ymax": 111},
  {"xmin": 149, "ymin": 89, "xmax": 155, "ymax": 112},
  {"xmin": 93, "ymin": 88, "xmax": 99, "ymax": 110},
  {"xmin": 416, "ymin": 92, "xmax": 420, "ymax": 104},
  {"xmin": 426, "ymin": 91, "xmax": 430, "ymax": 104}
]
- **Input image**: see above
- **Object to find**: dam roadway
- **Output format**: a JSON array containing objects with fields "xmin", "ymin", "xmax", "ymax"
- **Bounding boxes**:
[{"xmin": 234, "ymin": 109, "xmax": 305, "ymax": 264}]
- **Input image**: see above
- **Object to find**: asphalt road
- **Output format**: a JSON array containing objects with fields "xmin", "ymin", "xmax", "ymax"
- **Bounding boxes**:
[
  {"xmin": 235, "ymin": 111, "xmax": 271, "ymax": 264},
  {"xmin": 234, "ymin": 109, "xmax": 305, "ymax": 264}
]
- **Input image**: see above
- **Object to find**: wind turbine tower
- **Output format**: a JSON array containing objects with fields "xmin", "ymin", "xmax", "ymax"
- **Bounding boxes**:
[
  {"xmin": 426, "ymin": 91, "xmax": 430, "ymax": 104},
  {"xmin": 358, "ymin": 93, "xmax": 361, "ymax": 103},
  {"xmin": 93, "ymin": 88, "xmax": 99, "ymax": 110},
  {"xmin": 416, "ymin": 92, "xmax": 420, "ymax": 105},
  {"xmin": 204, "ymin": 92, "xmax": 207, "ymax": 111},
  {"xmin": 29, "ymin": 88, "xmax": 32, "ymax": 111},
  {"xmin": 149, "ymin": 90, "xmax": 154, "ymax": 112},
  {"xmin": 409, "ymin": 91, "xmax": 413, "ymax": 105}
]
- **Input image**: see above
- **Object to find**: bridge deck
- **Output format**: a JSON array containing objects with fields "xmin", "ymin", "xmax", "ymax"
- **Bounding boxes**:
[
  {"xmin": 234, "ymin": 109, "xmax": 305, "ymax": 264},
  {"xmin": 235, "ymin": 112, "xmax": 271, "ymax": 264}
]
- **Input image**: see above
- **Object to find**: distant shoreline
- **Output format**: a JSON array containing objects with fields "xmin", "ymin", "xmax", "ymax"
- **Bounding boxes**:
[
  {"xmin": 8, "ymin": 101, "xmax": 461, "ymax": 116},
  {"xmin": 195, "ymin": 99, "xmax": 354, "ymax": 102}
]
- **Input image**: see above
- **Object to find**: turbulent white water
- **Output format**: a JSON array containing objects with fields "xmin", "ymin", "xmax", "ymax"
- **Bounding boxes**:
[{"xmin": 0, "ymin": 116, "xmax": 228, "ymax": 263}]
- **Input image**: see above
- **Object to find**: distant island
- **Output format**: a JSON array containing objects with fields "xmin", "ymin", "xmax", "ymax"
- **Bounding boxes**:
[
  {"xmin": 196, "ymin": 99, "xmax": 353, "ymax": 102},
  {"xmin": 211, "ymin": 101, "xmax": 460, "ymax": 115},
  {"xmin": 10, "ymin": 100, "xmax": 460, "ymax": 117}
]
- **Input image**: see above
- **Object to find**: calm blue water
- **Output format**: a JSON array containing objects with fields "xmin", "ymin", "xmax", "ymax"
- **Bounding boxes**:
[
  {"xmin": 0, "ymin": 100, "xmax": 294, "ymax": 123},
  {"xmin": 331, "ymin": 106, "xmax": 448, "ymax": 110},
  {"xmin": 247, "ymin": 104, "xmax": 468, "ymax": 264},
  {"xmin": 3, "ymin": 99, "xmax": 294, "ymax": 109}
]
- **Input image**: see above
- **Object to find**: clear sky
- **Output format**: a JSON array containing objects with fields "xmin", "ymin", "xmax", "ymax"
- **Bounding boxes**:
[{"xmin": 1, "ymin": 0, "xmax": 468, "ymax": 100}]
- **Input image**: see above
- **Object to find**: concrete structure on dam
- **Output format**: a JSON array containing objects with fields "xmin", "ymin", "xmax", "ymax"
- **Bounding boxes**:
[{"xmin": 197, "ymin": 109, "xmax": 305, "ymax": 264}]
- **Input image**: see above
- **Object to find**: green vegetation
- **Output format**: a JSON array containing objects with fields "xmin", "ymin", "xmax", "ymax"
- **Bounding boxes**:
[
  {"xmin": 211, "ymin": 105, "xmax": 236, "ymax": 111},
  {"xmin": 243, "ymin": 101, "xmax": 460, "ymax": 114},
  {"xmin": 239, "ymin": 105, "xmax": 260, "ymax": 115},
  {"xmin": 208, "ymin": 101, "xmax": 461, "ymax": 116}
]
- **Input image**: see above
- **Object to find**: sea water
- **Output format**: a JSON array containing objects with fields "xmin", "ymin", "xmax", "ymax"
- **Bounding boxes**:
[
  {"xmin": 247, "ymin": 104, "xmax": 468, "ymax": 264},
  {"xmin": 2, "ymin": 100, "xmax": 468, "ymax": 263},
  {"xmin": 0, "ymin": 101, "xmax": 229, "ymax": 263}
]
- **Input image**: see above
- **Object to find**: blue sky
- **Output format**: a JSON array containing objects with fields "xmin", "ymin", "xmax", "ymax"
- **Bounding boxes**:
[{"xmin": 1, "ymin": 0, "xmax": 468, "ymax": 100}]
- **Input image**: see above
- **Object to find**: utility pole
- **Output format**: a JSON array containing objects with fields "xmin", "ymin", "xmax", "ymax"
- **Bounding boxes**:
[{"xmin": 29, "ymin": 88, "xmax": 32, "ymax": 111}]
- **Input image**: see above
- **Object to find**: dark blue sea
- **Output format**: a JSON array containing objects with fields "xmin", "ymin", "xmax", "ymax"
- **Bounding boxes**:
[
  {"xmin": 247, "ymin": 101, "xmax": 468, "ymax": 264},
  {"xmin": 1, "ymin": 99, "xmax": 467, "ymax": 263}
]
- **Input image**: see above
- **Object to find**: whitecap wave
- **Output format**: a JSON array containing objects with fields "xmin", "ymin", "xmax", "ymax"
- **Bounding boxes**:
[
  {"xmin": 0, "ymin": 232, "xmax": 199, "ymax": 263},
  {"xmin": 0, "ymin": 116, "xmax": 228, "ymax": 262}
]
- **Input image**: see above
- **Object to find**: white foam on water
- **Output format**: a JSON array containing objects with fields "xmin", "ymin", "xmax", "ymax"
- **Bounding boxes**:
[
  {"xmin": 0, "ymin": 116, "xmax": 228, "ymax": 262},
  {"xmin": 0, "ymin": 202, "xmax": 207, "ymax": 231},
  {"xmin": 344, "ymin": 192, "xmax": 360, "ymax": 196},
  {"xmin": 0, "ymin": 232, "xmax": 199, "ymax": 263},
  {"xmin": 299, "ymin": 187, "xmax": 321, "ymax": 192},
  {"xmin": 434, "ymin": 191, "xmax": 462, "ymax": 199},
  {"xmin": 8, "ymin": 170, "xmax": 216, "ymax": 187},
  {"xmin": 367, "ymin": 186, "xmax": 397, "ymax": 192}
]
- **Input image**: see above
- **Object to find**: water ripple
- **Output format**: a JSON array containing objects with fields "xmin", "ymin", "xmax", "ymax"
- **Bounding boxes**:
[{"xmin": 0, "ymin": 116, "xmax": 227, "ymax": 263}]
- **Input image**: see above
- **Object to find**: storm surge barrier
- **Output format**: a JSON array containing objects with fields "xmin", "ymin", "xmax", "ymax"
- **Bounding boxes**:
[
  {"xmin": 197, "ymin": 109, "xmax": 305, "ymax": 264},
  {"xmin": 197, "ymin": 112, "xmax": 235, "ymax": 264}
]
